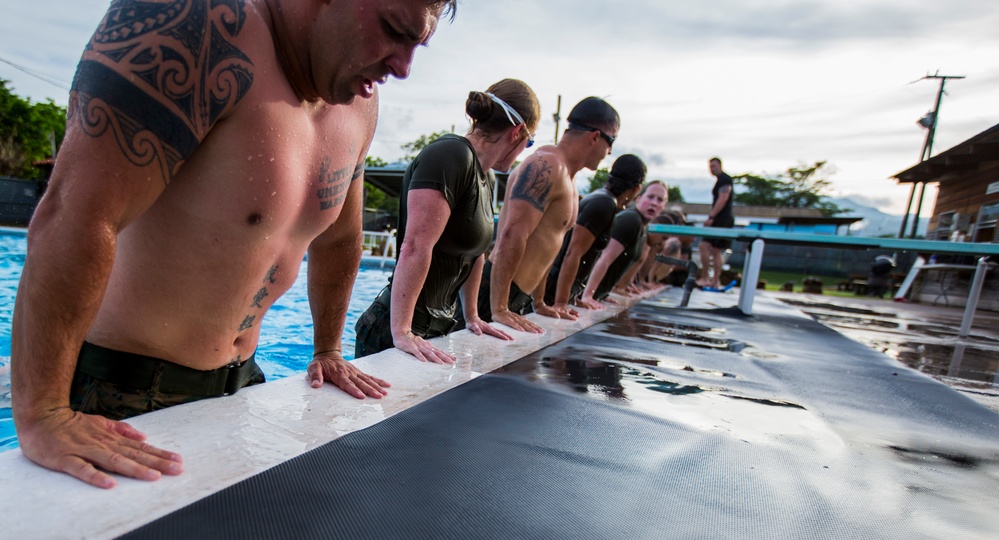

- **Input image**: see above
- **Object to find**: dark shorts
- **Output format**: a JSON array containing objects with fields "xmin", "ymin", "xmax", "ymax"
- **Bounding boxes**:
[
  {"xmin": 354, "ymin": 287, "xmax": 458, "ymax": 358},
  {"xmin": 706, "ymin": 216, "xmax": 735, "ymax": 250},
  {"xmin": 543, "ymin": 267, "xmax": 584, "ymax": 307},
  {"xmin": 476, "ymin": 260, "xmax": 534, "ymax": 322},
  {"xmin": 70, "ymin": 342, "xmax": 265, "ymax": 421}
]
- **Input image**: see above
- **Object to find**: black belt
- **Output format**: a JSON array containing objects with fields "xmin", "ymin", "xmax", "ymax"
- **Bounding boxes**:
[
  {"xmin": 483, "ymin": 260, "xmax": 534, "ymax": 315},
  {"xmin": 508, "ymin": 285, "xmax": 534, "ymax": 314},
  {"xmin": 76, "ymin": 342, "xmax": 261, "ymax": 397},
  {"xmin": 374, "ymin": 287, "xmax": 457, "ymax": 337}
]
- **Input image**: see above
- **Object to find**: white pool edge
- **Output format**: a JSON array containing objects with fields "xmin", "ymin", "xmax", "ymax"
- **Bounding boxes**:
[{"xmin": 0, "ymin": 290, "xmax": 664, "ymax": 540}]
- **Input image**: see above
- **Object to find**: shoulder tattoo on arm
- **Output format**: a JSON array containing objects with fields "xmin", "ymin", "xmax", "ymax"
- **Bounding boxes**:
[
  {"xmin": 68, "ymin": 0, "xmax": 254, "ymax": 185},
  {"xmin": 510, "ymin": 159, "xmax": 553, "ymax": 212}
]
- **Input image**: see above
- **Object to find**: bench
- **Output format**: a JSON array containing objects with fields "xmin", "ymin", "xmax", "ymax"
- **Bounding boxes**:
[{"xmin": 851, "ymin": 279, "xmax": 869, "ymax": 296}]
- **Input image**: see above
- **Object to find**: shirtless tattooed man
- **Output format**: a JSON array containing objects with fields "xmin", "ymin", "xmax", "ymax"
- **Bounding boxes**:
[
  {"xmin": 477, "ymin": 97, "xmax": 619, "ymax": 333},
  {"xmin": 11, "ymin": 0, "xmax": 455, "ymax": 488}
]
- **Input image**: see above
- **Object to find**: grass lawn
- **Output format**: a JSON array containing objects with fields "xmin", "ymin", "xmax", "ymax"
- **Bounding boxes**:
[{"xmin": 756, "ymin": 270, "xmax": 891, "ymax": 300}]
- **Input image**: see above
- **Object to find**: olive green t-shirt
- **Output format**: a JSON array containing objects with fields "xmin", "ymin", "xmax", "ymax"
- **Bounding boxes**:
[{"xmin": 395, "ymin": 135, "xmax": 494, "ymax": 319}]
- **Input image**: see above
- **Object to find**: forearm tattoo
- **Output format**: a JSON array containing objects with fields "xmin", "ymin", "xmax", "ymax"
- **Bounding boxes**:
[
  {"xmin": 510, "ymin": 159, "xmax": 553, "ymax": 211},
  {"xmin": 68, "ymin": 0, "xmax": 254, "ymax": 185},
  {"xmin": 238, "ymin": 264, "xmax": 278, "ymax": 332}
]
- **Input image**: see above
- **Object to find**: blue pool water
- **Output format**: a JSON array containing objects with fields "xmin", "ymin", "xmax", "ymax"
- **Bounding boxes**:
[{"xmin": 0, "ymin": 229, "xmax": 393, "ymax": 452}]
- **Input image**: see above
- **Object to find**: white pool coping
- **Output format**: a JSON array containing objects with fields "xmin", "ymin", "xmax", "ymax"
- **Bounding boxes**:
[{"xmin": 0, "ymin": 290, "xmax": 673, "ymax": 539}]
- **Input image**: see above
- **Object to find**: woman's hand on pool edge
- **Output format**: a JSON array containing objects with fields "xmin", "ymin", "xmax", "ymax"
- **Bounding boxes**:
[
  {"xmin": 308, "ymin": 353, "xmax": 391, "ymax": 399},
  {"xmin": 17, "ymin": 407, "xmax": 183, "ymax": 489},
  {"xmin": 465, "ymin": 317, "xmax": 514, "ymax": 341},
  {"xmin": 393, "ymin": 332, "xmax": 457, "ymax": 365}
]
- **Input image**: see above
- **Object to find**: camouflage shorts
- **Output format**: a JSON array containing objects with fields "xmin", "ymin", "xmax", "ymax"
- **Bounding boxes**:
[{"xmin": 70, "ymin": 344, "xmax": 266, "ymax": 421}]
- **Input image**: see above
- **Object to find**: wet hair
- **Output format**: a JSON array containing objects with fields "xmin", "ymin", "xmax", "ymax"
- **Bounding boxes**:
[
  {"xmin": 709, "ymin": 157, "xmax": 722, "ymax": 166},
  {"xmin": 566, "ymin": 97, "xmax": 619, "ymax": 132},
  {"xmin": 466, "ymin": 79, "xmax": 540, "ymax": 137},
  {"xmin": 605, "ymin": 154, "xmax": 647, "ymax": 196}
]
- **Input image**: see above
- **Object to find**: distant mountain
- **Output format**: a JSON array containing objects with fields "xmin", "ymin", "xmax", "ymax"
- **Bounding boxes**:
[{"xmin": 829, "ymin": 197, "xmax": 928, "ymax": 238}]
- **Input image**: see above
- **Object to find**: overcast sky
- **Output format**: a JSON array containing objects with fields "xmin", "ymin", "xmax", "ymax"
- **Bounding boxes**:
[{"xmin": 2, "ymin": 0, "xmax": 997, "ymax": 214}]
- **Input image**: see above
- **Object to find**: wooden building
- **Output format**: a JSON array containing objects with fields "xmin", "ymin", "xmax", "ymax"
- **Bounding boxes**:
[
  {"xmin": 892, "ymin": 122, "xmax": 999, "ymax": 310},
  {"xmin": 893, "ymin": 123, "xmax": 999, "ymax": 243}
]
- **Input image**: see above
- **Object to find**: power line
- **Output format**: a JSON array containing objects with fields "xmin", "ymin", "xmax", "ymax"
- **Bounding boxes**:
[
  {"xmin": 0, "ymin": 56, "xmax": 71, "ymax": 91},
  {"xmin": 898, "ymin": 72, "xmax": 966, "ymax": 239}
]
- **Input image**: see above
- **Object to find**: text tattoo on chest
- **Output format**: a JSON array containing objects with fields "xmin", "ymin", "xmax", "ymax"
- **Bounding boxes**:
[{"xmin": 316, "ymin": 159, "xmax": 363, "ymax": 211}]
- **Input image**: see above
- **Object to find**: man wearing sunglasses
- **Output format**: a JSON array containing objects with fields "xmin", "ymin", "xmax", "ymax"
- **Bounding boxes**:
[{"xmin": 478, "ymin": 97, "xmax": 619, "ymax": 333}]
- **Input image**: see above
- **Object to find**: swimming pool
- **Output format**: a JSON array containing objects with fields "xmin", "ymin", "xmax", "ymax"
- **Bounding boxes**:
[{"xmin": 0, "ymin": 229, "xmax": 393, "ymax": 451}]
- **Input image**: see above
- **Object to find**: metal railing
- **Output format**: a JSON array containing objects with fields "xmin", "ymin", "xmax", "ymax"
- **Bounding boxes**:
[{"xmin": 649, "ymin": 225, "xmax": 998, "ymax": 330}]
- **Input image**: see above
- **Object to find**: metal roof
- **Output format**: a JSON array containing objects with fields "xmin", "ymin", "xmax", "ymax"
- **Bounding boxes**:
[{"xmin": 892, "ymin": 123, "xmax": 999, "ymax": 184}]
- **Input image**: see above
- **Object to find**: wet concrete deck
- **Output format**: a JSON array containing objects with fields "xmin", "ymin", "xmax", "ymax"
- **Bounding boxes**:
[{"xmin": 771, "ymin": 291, "xmax": 999, "ymax": 414}]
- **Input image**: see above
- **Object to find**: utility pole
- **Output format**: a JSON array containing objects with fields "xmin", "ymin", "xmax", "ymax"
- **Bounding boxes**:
[
  {"xmin": 898, "ymin": 72, "xmax": 965, "ymax": 239},
  {"xmin": 552, "ymin": 95, "xmax": 562, "ymax": 144}
]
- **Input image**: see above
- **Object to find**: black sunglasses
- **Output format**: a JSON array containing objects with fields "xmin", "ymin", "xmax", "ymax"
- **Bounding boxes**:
[{"xmin": 568, "ymin": 122, "xmax": 616, "ymax": 148}]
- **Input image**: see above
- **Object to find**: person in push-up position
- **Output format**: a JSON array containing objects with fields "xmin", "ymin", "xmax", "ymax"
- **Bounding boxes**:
[
  {"xmin": 476, "ymin": 97, "xmax": 620, "ymax": 333},
  {"xmin": 11, "ymin": 0, "xmax": 455, "ymax": 488}
]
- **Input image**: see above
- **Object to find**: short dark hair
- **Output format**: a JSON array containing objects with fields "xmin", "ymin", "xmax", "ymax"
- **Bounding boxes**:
[
  {"xmin": 709, "ymin": 157, "xmax": 722, "ymax": 166},
  {"xmin": 433, "ymin": 0, "xmax": 458, "ymax": 22},
  {"xmin": 605, "ymin": 154, "xmax": 646, "ymax": 196},
  {"xmin": 566, "ymin": 97, "xmax": 619, "ymax": 132}
]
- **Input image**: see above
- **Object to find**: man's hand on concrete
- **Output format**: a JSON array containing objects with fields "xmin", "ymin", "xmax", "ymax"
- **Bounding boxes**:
[
  {"xmin": 18, "ymin": 408, "xmax": 183, "ymax": 489},
  {"xmin": 308, "ymin": 352, "xmax": 390, "ymax": 399}
]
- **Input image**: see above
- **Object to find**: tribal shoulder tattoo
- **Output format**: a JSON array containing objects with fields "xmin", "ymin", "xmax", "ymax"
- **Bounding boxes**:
[{"xmin": 69, "ymin": 0, "xmax": 254, "ymax": 185}]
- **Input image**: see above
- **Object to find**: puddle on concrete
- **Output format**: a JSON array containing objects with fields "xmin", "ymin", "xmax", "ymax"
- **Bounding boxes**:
[
  {"xmin": 587, "ymin": 350, "xmax": 737, "ymax": 379},
  {"xmin": 597, "ymin": 316, "xmax": 747, "ymax": 352},
  {"xmin": 494, "ymin": 355, "xmax": 802, "ymax": 411},
  {"xmin": 780, "ymin": 299, "xmax": 896, "ymax": 318},
  {"xmin": 721, "ymin": 395, "xmax": 807, "ymax": 409},
  {"xmin": 888, "ymin": 445, "xmax": 993, "ymax": 470},
  {"xmin": 873, "ymin": 341, "xmax": 999, "ymax": 387}
]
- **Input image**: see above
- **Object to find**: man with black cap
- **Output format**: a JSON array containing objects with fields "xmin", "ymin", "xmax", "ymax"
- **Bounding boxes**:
[
  {"xmin": 476, "ymin": 96, "xmax": 619, "ymax": 332},
  {"xmin": 545, "ymin": 154, "xmax": 646, "ymax": 312}
]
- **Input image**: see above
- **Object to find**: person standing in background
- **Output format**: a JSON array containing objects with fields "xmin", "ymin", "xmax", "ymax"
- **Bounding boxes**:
[{"xmin": 698, "ymin": 157, "xmax": 735, "ymax": 289}]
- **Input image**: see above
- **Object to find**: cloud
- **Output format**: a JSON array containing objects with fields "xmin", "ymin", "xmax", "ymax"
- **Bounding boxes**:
[{"xmin": 460, "ymin": 0, "xmax": 999, "ymax": 54}]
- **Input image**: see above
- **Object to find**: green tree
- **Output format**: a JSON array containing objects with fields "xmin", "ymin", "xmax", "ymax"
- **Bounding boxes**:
[
  {"xmin": 584, "ymin": 168, "xmax": 684, "ymax": 204},
  {"xmin": 584, "ymin": 167, "xmax": 610, "ymax": 194},
  {"xmin": 733, "ymin": 161, "xmax": 844, "ymax": 216},
  {"xmin": 400, "ymin": 130, "xmax": 450, "ymax": 162},
  {"xmin": 364, "ymin": 156, "xmax": 388, "ymax": 168},
  {"xmin": 0, "ymin": 79, "xmax": 66, "ymax": 178}
]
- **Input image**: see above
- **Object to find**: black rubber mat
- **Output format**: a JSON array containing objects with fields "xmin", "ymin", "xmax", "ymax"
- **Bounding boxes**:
[{"xmin": 122, "ymin": 299, "xmax": 999, "ymax": 539}]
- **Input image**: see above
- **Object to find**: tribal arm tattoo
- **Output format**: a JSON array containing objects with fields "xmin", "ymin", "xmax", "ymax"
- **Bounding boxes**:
[
  {"xmin": 509, "ymin": 159, "xmax": 554, "ymax": 212},
  {"xmin": 68, "ymin": 0, "xmax": 254, "ymax": 185}
]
